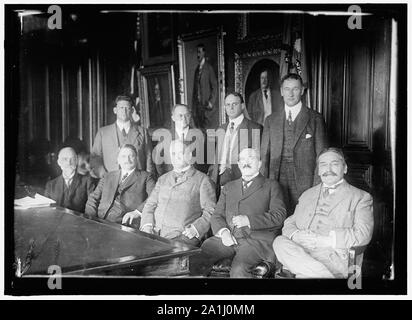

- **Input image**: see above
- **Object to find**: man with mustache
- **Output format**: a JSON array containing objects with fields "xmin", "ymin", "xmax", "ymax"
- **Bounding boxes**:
[
  {"xmin": 273, "ymin": 148, "xmax": 374, "ymax": 278},
  {"xmin": 191, "ymin": 148, "xmax": 286, "ymax": 278}
]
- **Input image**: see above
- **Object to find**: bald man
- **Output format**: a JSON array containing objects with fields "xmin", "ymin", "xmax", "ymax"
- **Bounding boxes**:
[{"xmin": 45, "ymin": 147, "xmax": 96, "ymax": 212}]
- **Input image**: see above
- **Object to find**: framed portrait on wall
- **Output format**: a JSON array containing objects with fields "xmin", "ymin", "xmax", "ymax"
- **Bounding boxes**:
[
  {"xmin": 177, "ymin": 28, "xmax": 225, "ymax": 130},
  {"xmin": 141, "ymin": 13, "xmax": 176, "ymax": 66},
  {"xmin": 137, "ymin": 64, "xmax": 176, "ymax": 132}
]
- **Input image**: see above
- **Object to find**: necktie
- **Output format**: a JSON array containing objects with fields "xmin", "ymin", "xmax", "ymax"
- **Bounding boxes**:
[
  {"xmin": 174, "ymin": 171, "xmax": 185, "ymax": 183},
  {"xmin": 242, "ymin": 179, "xmax": 251, "ymax": 191},
  {"xmin": 120, "ymin": 172, "xmax": 129, "ymax": 184},
  {"xmin": 287, "ymin": 110, "xmax": 293, "ymax": 126},
  {"xmin": 322, "ymin": 185, "xmax": 337, "ymax": 198},
  {"xmin": 122, "ymin": 128, "xmax": 127, "ymax": 137},
  {"xmin": 264, "ymin": 89, "xmax": 268, "ymax": 100}
]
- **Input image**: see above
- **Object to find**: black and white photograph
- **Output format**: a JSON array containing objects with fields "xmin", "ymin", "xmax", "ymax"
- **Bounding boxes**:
[{"xmin": 3, "ymin": 2, "xmax": 407, "ymax": 299}]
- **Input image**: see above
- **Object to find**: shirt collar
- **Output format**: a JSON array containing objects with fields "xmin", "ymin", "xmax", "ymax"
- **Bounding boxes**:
[
  {"xmin": 173, "ymin": 165, "xmax": 191, "ymax": 174},
  {"xmin": 121, "ymin": 168, "xmax": 135, "ymax": 177},
  {"xmin": 242, "ymin": 172, "xmax": 260, "ymax": 182},
  {"xmin": 62, "ymin": 171, "xmax": 75, "ymax": 181},
  {"xmin": 322, "ymin": 178, "xmax": 344, "ymax": 189},
  {"xmin": 199, "ymin": 57, "xmax": 205, "ymax": 68},
  {"xmin": 175, "ymin": 126, "xmax": 189, "ymax": 139},
  {"xmin": 228, "ymin": 114, "xmax": 244, "ymax": 130},
  {"xmin": 116, "ymin": 120, "xmax": 131, "ymax": 132},
  {"xmin": 284, "ymin": 101, "xmax": 302, "ymax": 121}
]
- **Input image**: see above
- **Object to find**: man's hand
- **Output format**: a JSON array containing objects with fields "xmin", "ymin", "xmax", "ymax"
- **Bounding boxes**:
[
  {"xmin": 141, "ymin": 224, "xmax": 154, "ymax": 234},
  {"xmin": 121, "ymin": 210, "xmax": 141, "ymax": 225},
  {"xmin": 292, "ymin": 230, "xmax": 317, "ymax": 250},
  {"xmin": 182, "ymin": 225, "xmax": 198, "ymax": 239},
  {"xmin": 221, "ymin": 229, "xmax": 237, "ymax": 247},
  {"xmin": 232, "ymin": 215, "xmax": 250, "ymax": 228}
]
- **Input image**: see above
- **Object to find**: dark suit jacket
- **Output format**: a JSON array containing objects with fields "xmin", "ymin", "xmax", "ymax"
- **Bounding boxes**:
[
  {"xmin": 45, "ymin": 173, "xmax": 96, "ymax": 212},
  {"xmin": 260, "ymin": 103, "xmax": 328, "ymax": 196},
  {"xmin": 193, "ymin": 60, "xmax": 217, "ymax": 108},
  {"xmin": 90, "ymin": 123, "xmax": 154, "ymax": 174},
  {"xmin": 209, "ymin": 117, "xmax": 263, "ymax": 185},
  {"xmin": 211, "ymin": 174, "xmax": 287, "ymax": 259},
  {"xmin": 85, "ymin": 169, "xmax": 156, "ymax": 222},
  {"xmin": 247, "ymin": 88, "xmax": 282, "ymax": 125}
]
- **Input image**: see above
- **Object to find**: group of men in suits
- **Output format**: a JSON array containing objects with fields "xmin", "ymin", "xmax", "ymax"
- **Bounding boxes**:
[{"xmin": 43, "ymin": 72, "xmax": 373, "ymax": 279}]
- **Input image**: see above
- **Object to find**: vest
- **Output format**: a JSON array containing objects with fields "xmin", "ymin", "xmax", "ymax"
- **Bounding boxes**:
[{"xmin": 281, "ymin": 116, "xmax": 296, "ymax": 161}]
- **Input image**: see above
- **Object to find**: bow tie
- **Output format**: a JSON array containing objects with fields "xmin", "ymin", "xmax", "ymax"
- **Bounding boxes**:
[{"xmin": 322, "ymin": 184, "xmax": 339, "ymax": 196}]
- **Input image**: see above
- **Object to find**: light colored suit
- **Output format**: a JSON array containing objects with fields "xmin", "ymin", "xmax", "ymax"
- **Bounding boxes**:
[
  {"xmin": 273, "ymin": 180, "xmax": 374, "ymax": 278},
  {"xmin": 140, "ymin": 167, "xmax": 216, "ymax": 240},
  {"xmin": 90, "ymin": 123, "xmax": 154, "ymax": 174}
]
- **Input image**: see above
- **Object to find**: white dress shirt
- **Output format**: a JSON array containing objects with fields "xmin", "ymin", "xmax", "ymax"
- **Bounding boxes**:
[
  {"xmin": 175, "ymin": 126, "xmax": 189, "ymax": 141},
  {"xmin": 219, "ymin": 114, "xmax": 244, "ymax": 171},
  {"xmin": 284, "ymin": 101, "xmax": 302, "ymax": 122},
  {"xmin": 116, "ymin": 120, "xmax": 131, "ymax": 134}
]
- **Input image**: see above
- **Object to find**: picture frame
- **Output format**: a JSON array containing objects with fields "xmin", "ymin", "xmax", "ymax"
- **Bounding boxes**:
[
  {"xmin": 177, "ymin": 28, "xmax": 226, "ymax": 128},
  {"xmin": 137, "ymin": 64, "xmax": 176, "ymax": 132},
  {"xmin": 141, "ymin": 13, "xmax": 176, "ymax": 66}
]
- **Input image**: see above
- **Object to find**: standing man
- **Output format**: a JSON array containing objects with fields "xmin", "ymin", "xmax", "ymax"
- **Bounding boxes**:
[
  {"xmin": 45, "ymin": 147, "xmax": 96, "ymax": 213},
  {"xmin": 134, "ymin": 140, "xmax": 216, "ymax": 246},
  {"xmin": 247, "ymin": 69, "xmax": 282, "ymax": 126},
  {"xmin": 209, "ymin": 92, "xmax": 262, "ymax": 189},
  {"xmin": 90, "ymin": 95, "xmax": 154, "ymax": 178},
  {"xmin": 153, "ymin": 104, "xmax": 207, "ymax": 176},
  {"xmin": 191, "ymin": 148, "xmax": 286, "ymax": 278},
  {"xmin": 273, "ymin": 148, "xmax": 374, "ymax": 278},
  {"xmin": 261, "ymin": 73, "xmax": 328, "ymax": 215},
  {"xmin": 192, "ymin": 43, "xmax": 218, "ymax": 130},
  {"xmin": 85, "ymin": 144, "xmax": 156, "ymax": 226}
]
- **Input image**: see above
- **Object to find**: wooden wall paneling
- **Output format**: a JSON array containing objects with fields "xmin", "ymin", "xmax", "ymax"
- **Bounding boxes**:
[
  {"xmin": 48, "ymin": 62, "xmax": 63, "ymax": 151},
  {"xmin": 344, "ymin": 32, "xmax": 373, "ymax": 150}
]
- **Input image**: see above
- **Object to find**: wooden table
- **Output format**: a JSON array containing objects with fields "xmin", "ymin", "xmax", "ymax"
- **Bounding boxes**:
[{"xmin": 14, "ymin": 206, "xmax": 200, "ymax": 277}]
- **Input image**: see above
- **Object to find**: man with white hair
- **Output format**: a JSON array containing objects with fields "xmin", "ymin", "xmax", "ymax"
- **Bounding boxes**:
[
  {"xmin": 45, "ymin": 147, "xmax": 96, "ymax": 212},
  {"xmin": 129, "ymin": 139, "xmax": 216, "ymax": 246},
  {"xmin": 273, "ymin": 147, "xmax": 374, "ymax": 278},
  {"xmin": 191, "ymin": 148, "xmax": 286, "ymax": 277}
]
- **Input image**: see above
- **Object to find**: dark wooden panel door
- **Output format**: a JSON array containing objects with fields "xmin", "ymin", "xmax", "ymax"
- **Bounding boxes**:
[{"xmin": 317, "ymin": 16, "xmax": 393, "ymax": 278}]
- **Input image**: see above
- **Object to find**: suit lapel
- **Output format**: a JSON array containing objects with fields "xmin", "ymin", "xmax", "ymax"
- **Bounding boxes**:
[
  {"xmin": 56, "ymin": 176, "xmax": 65, "ymax": 205},
  {"xmin": 303, "ymin": 184, "xmax": 322, "ymax": 229},
  {"xmin": 228, "ymin": 178, "xmax": 243, "ymax": 205},
  {"xmin": 270, "ymin": 109, "xmax": 285, "ymax": 160},
  {"xmin": 107, "ymin": 171, "xmax": 121, "ymax": 201},
  {"xmin": 240, "ymin": 174, "xmax": 265, "ymax": 200},
  {"xmin": 292, "ymin": 105, "xmax": 310, "ymax": 149},
  {"xmin": 67, "ymin": 173, "xmax": 81, "ymax": 199},
  {"xmin": 327, "ymin": 180, "xmax": 351, "ymax": 214},
  {"xmin": 110, "ymin": 123, "xmax": 120, "ymax": 149},
  {"xmin": 120, "ymin": 170, "xmax": 139, "ymax": 192},
  {"xmin": 128, "ymin": 124, "xmax": 140, "ymax": 145}
]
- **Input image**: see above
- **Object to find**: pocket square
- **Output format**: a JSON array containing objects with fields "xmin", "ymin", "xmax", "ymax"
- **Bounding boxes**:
[{"xmin": 305, "ymin": 134, "xmax": 312, "ymax": 139}]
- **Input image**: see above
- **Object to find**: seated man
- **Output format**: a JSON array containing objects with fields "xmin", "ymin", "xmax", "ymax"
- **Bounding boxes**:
[
  {"xmin": 85, "ymin": 144, "xmax": 156, "ymax": 226},
  {"xmin": 191, "ymin": 148, "xmax": 286, "ymax": 278},
  {"xmin": 273, "ymin": 147, "xmax": 374, "ymax": 278},
  {"xmin": 45, "ymin": 147, "xmax": 96, "ymax": 212},
  {"xmin": 127, "ymin": 140, "xmax": 216, "ymax": 246}
]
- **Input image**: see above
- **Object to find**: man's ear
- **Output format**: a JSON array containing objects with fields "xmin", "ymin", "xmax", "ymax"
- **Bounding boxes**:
[
  {"xmin": 113, "ymin": 107, "xmax": 117, "ymax": 115},
  {"xmin": 344, "ymin": 164, "xmax": 348, "ymax": 175}
]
